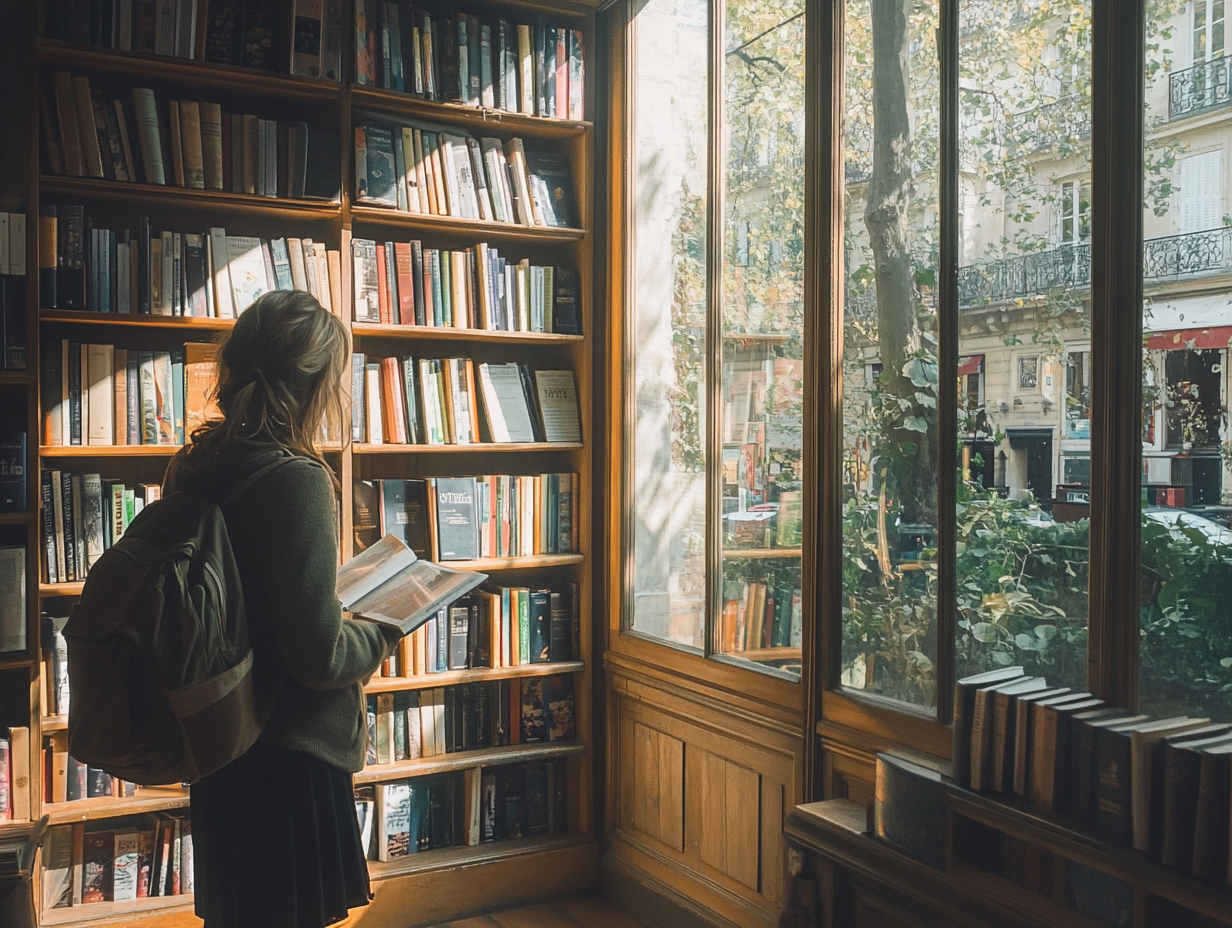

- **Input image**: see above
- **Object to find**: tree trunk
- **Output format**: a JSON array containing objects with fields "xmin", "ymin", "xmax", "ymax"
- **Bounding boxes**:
[{"xmin": 864, "ymin": 0, "xmax": 936, "ymax": 524}]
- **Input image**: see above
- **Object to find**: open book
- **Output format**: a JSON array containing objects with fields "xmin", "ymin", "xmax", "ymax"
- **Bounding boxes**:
[{"xmin": 338, "ymin": 534, "xmax": 487, "ymax": 634}]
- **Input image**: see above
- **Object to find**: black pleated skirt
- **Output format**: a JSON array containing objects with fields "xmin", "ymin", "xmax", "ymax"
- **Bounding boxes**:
[{"xmin": 189, "ymin": 742, "xmax": 371, "ymax": 928}]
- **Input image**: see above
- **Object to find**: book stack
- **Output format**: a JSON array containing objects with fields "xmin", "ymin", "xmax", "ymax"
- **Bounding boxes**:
[
  {"xmin": 953, "ymin": 666, "xmax": 1232, "ymax": 880},
  {"xmin": 719, "ymin": 581, "xmax": 802, "ymax": 652},
  {"xmin": 368, "ymin": 582, "xmax": 579, "ymax": 680},
  {"xmin": 355, "ymin": 125, "xmax": 576, "ymax": 228},
  {"xmin": 46, "ymin": 0, "xmax": 201, "ymax": 60},
  {"xmin": 42, "ymin": 814, "xmax": 193, "ymax": 910},
  {"xmin": 479, "ymin": 759, "xmax": 568, "ymax": 843},
  {"xmin": 40, "ymin": 209, "xmax": 343, "ymax": 317},
  {"xmin": 0, "ymin": 727, "xmax": 31, "ymax": 823},
  {"xmin": 364, "ymin": 674, "xmax": 576, "ymax": 770},
  {"xmin": 41, "ymin": 340, "xmax": 219, "ymax": 449},
  {"xmin": 352, "ymin": 237, "xmax": 580, "ymax": 333},
  {"xmin": 42, "ymin": 73, "xmax": 340, "ymax": 199},
  {"xmin": 355, "ymin": 6, "xmax": 584, "ymax": 121},
  {"xmin": 0, "ymin": 210, "xmax": 28, "ymax": 372},
  {"xmin": 352, "ymin": 356, "xmax": 580, "ymax": 446},
  {"xmin": 357, "ymin": 773, "xmax": 461, "ymax": 861},
  {"xmin": 40, "ymin": 470, "xmax": 163, "ymax": 584}
]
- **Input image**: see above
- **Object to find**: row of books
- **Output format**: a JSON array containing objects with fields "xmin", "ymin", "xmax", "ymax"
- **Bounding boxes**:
[
  {"xmin": 356, "ymin": 758, "xmax": 568, "ymax": 862},
  {"xmin": 356, "ymin": 4, "xmax": 583, "ymax": 121},
  {"xmin": 43, "ymin": 751, "xmax": 140, "ymax": 806},
  {"xmin": 40, "ymin": 340, "xmax": 217, "ymax": 446},
  {"xmin": 371, "ymin": 582, "xmax": 580, "ymax": 677},
  {"xmin": 44, "ymin": 72, "xmax": 340, "ymax": 200},
  {"xmin": 47, "ymin": 0, "xmax": 203, "ymax": 62},
  {"xmin": 42, "ymin": 813, "xmax": 192, "ymax": 909},
  {"xmin": 355, "ymin": 124, "xmax": 576, "ymax": 229},
  {"xmin": 356, "ymin": 773, "xmax": 459, "ymax": 861},
  {"xmin": 719, "ymin": 579, "xmax": 802, "ymax": 653},
  {"xmin": 353, "ymin": 356, "xmax": 580, "ymax": 446},
  {"xmin": 364, "ymin": 673, "xmax": 575, "ymax": 767},
  {"xmin": 40, "ymin": 209, "xmax": 342, "ymax": 318},
  {"xmin": 352, "ymin": 238, "xmax": 580, "ymax": 334},
  {"xmin": 40, "ymin": 472, "xmax": 164, "ymax": 585},
  {"xmin": 0, "ymin": 212, "xmax": 28, "ymax": 277},
  {"xmin": 0, "ymin": 728, "xmax": 31, "ymax": 823},
  {"xmin": 954, "ymin": 666, "xmax": 1232, "ymax": 881},
  {"xmin": 357, "ymin": 472, "xmax": 577, "ymax": 563}
]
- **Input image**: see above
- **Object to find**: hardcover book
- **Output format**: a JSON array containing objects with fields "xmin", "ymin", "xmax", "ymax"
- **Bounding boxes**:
[{"xmin": 434, "ymin": 476, "xmax": 479, "ymax": 560}]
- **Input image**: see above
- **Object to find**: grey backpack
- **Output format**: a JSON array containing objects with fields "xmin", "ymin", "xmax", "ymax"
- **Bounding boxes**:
[{"xmin": 64, "ymin": 457, "xmax": 292, "ymax": 785}]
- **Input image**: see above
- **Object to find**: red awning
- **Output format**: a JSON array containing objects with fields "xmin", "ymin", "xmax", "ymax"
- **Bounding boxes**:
[
  {"xmin": 958, "ymin": 354, "xmax": 984, "ymax": 376},
  {"xmin": 1145, "ymin": 326, "xmax": 1232, "ymax": 351}
]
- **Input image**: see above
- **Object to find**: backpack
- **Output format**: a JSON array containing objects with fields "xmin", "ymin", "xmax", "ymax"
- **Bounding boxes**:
[{"xmin": 64, "ymin": 457, "xmax": 294, "ymax": 786}]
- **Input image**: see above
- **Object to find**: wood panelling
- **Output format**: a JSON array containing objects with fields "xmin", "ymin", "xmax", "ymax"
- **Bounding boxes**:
[
  {"xmin": 609, "ymin": 668, "xmax": 801, "ymax": 926},
  {"xmin": 631, "ymin": 722, "xmax": 685, "ymax": 852}
]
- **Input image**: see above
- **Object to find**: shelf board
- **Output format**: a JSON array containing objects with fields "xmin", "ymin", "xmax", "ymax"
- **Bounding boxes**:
[
  {"xmin": 448, "ymin": 553, "xmax": 583, "ymax": 570},
  {"xmin": 737, "ymin": 647, "xmax": 803, "ymax": 662},
  {"xmin": 40, "ymin": 582, "xmax": 83, "ymax": 598},
  {"xmin": 354, "ymin": 442, "xmax": 582, "ymax": 454},
  {"xmin": 365, "ymin": 661, "xmax": 584, "ymax": 694},
  {"xmin": 0, "ymin": 819, "xmax": 35, "ymax": 841},
  {"xmin": 40, "ymin": 893, "xmax": 194, "ymax": 926},
  {"xmin": 723, "ymin": 547, "xmax": 803, "ymax": 559},
  {"xmin": 353, "ymin": 740, "xmax": 585, "ymax": 784},
  {"xmin": 42, "ymin": 715, "xmax": 67, "ymax": 732},
  {"xmin": 41, "ymin": 309, "xmax": 235, "ymax": 331},
  {"xmin": 368, "ymin": 832, "xmax": 589, "ymax": 882},
  {"xmin": 351, "ymin": 322, "xmax": 583, "ymax": 344},
  {"xmin": 39, "ymin": 175, "xmax": 341, "ymax": 219},
  {"xmin": 0, "ymin": 371, "xmax": 35, "ymax": 384},
  {"xmin": 0, "ymin": 655, "xmax": 35, "ymax": 670},
  {"xmin": 44, "ymin": 787, "xmax": 190, "ymax": 825},
  {"xmin": 36, "ymin": 39, "xmax": 342, "ymax": 102},
  {"xmin": 350, "ymin": 205, "xmax": 585, "ymax": 242},
  {"xmin": 0, "ymin": 512, "xmax": 35, "ymax": 524},
  {"xmin": 350, "ymin": 86, "xmax": 591, "ymax": 140},
  {"xmin": 39, "ymin": 444, "xmax": 180, "ymax": 457}
]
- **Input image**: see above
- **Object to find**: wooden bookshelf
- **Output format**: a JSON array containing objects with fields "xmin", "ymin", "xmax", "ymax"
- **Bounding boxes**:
[
  {"xmin": 365, "ymin": 660, "xmax": 584, "ymax": 693},
  {"xmin": 352, "ymin": 741, "xmax": 585, "ymax": 785},
  {"xmin": 43, "ymin": 787, "xmax": 190, "ymax": 825},
  {"xmin": 21, "ymin": 1, "xmax": 598, "ymax": 924}
]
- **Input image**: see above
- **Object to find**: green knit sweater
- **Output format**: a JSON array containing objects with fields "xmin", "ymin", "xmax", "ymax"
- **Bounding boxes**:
[{"xmin": 167, "ymin": 440, "xmax": 393, "ymax": 774}]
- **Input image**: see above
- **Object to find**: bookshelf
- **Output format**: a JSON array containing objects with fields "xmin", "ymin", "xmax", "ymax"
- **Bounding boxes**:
[{"xmin": 13, "ymin": 0, "xmax": 600, "ymax": 924}]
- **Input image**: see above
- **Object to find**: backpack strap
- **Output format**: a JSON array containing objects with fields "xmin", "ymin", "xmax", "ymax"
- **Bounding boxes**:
[{"xmin": 219, "ymin": 454, "xmax": 301, "ymax": 507}]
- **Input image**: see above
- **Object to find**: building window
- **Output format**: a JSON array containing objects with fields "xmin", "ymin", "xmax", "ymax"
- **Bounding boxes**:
[
  {"xmin": 1163, "ymin": 349, "xmax": 1224, "ymax": 449},
  {"xmin": 1058, "ymin": 180, "xmax": 1091, "ymax": 245},
  {"xmin": 1067, "ymin": 351, "xmax": 1091, "ymax": 438},
  {"xmin": 1019, "ymin": 355, "xmax": 1040, "ymax": 390},
  {"xmin": 1194, "ymin": 0, "xmax": 1226, "ymax": 63},
  {"xmin": 1177, "ymin": 150, "xmax": 1223, "ymax": 233}
]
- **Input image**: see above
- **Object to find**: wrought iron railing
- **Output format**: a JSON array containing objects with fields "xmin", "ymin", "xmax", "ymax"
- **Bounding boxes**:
[
  {"xmin": 956, "ymin": 227, "xmax": 1232, "ymax": 307},
  {"xmin": 1169, "ymin": 56, "xmax": 1232, "ymax": 119}
]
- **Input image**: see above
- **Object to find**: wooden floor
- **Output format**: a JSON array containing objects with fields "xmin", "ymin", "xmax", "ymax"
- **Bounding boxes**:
[{"xmin": 426, "ymin": 897, "xmax": 644, "ymax": 928}]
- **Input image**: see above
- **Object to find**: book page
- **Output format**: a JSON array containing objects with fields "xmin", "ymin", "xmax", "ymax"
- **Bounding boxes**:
[
  {"xmin": 337, "ymin": 534, "xmax": 419, "ymax": 609},
  {"xmin": 349, "ymin": 558, "xmax": 488, "ymax": 633}
]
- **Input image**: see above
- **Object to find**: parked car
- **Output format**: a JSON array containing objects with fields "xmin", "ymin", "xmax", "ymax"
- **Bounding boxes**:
[{"xmin": 1143, "ymin": 507, "xmax": 1232, "ymax": 546}]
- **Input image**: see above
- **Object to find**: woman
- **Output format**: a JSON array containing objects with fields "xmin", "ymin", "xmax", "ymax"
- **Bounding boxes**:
[{"xmin": 165, "ymin": 289, "xmax": 399, "ymax": 928}]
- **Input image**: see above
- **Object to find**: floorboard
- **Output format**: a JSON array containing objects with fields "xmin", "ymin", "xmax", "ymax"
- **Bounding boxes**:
[{"xmin": 428, "ymin": 897, "xmax": 645, "ymax": 928}]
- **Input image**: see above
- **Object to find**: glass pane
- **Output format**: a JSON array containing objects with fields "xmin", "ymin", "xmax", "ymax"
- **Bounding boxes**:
[
  {"xmin": 1140, "ymin": 6, "xmax": 1232, "ymax": 722},
  {"xmin": 954, "ymin": 1, "xmax": 1092, "ymax": 693},
  {"xmin": 841, "ymin": 0, "xmax": 941, "ymax": 708},
  {"xmin": 628, "ymin": 0, "xmax": 709, "ymax": 648},
  {"xmin": 716, "ymin": 3, "xmax": 805, "ymax": 679}
]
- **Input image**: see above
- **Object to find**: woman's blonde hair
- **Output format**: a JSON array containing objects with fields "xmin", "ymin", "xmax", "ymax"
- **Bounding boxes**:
[{"xmin": 179, "ymin": 290, "xmax": 349, "ymax": 479}]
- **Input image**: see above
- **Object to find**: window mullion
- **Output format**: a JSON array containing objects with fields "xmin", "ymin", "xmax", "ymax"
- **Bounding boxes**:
[
  {"xmin": 705, "ymin": 0, "xmax": 726, "ymax": 658},
  {"xmin": 1088, "ymin": 0, "xmax": 1145, "ymax": 709}
]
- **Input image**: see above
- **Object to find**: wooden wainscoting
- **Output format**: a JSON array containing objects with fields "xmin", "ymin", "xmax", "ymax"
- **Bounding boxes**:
[{"xmin": 602, "ymin": 656, "xmax": 803, "ymax": 928}]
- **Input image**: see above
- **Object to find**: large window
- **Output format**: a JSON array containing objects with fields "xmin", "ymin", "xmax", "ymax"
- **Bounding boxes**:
[{"xmin": 626, "ymin": 0, "xmax": 804, "ymax": 680}]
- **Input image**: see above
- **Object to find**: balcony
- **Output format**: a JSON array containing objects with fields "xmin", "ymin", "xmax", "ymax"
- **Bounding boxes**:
[
  {"xmin": 1007, "ymin": 98, "xmax": 1091, "ymax": 156},
  {"xmin": 1169, "ymin": 56, "xmax": 1232, "ymax": 120},
  {"xmin": 957, "ymin": 226, "xmax": 1232, "ymax": 308}
]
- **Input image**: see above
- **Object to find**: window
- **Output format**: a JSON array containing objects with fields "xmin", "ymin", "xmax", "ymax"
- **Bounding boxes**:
[
  {"xmin": 1058, "ymin": 180, "xmax": 1091, "ymax": 245},
  {"xmin": 625, "ymin": 0, "xmax": 805, "ymax": 680},
  {"xmin": 1066, "ymin": 350, "xmax": 1091, "ymax": 438},
  {"xmin": 1177, "ymin": 151, "xmax": 1223, "ymax": 233},
  {"xmin": 1194, "ymin": 0, "xmax": 1225, "ymax": 62}
]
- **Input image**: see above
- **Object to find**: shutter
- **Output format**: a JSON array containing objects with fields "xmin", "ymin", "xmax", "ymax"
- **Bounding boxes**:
[{"xmin": 1179, "ymin": 150, "xmax": 1224, "ymax": 233}]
